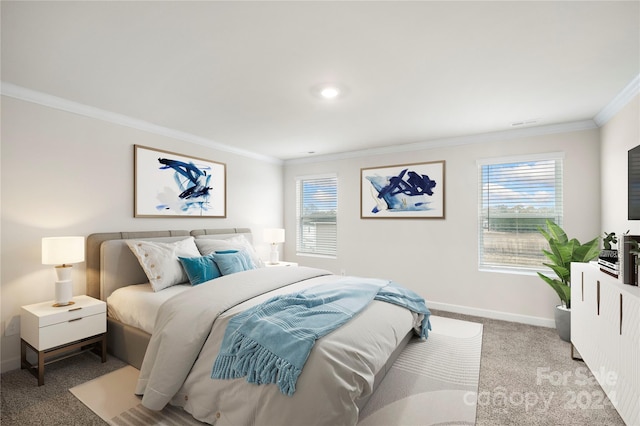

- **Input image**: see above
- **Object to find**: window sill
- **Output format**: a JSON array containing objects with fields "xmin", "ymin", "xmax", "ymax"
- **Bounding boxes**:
[
  {"xmin": 479, "ymin": 266, "xmax": 549, "ymax": 277},
  {"xmin": 296, "ymin": 252, "xmax": 337, "ymax": 260}
]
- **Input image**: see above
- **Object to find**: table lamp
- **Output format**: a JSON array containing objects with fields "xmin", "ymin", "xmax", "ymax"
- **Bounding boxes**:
[
  {"xmin": 263, "ymin": 228, "xmax": 285, "ymax": 264},
  {"xmin": 42, "ymin": 236, "xmax": 85, "ymax": 307}
]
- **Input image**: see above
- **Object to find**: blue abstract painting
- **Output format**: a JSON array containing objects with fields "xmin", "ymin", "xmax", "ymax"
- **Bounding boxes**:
[
  {"xmin": 361, "ymin": 161, "xmax": 445, "ymax": 218},
  {"xmin": 135, "ymin": 145, "xmax": 226, "ymax": 217}
]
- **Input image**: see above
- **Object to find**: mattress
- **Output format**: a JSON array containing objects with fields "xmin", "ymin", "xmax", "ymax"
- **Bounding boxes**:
[{"xmin": 107, "ymin": 283, "xmax": 191, "ymax": 334}]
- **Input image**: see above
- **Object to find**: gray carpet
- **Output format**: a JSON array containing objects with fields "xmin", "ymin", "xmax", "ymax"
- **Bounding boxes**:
[
  {"xmin": 1, "ymin": 351, "xmax": 126, "ymax": 425},
  {"xmin": 1, "ymin": 310, "xmax": 626, "ymax": 425},
  {"xmin": 433, "ymin": 310, "xmax": 625, "ymax": 426}
]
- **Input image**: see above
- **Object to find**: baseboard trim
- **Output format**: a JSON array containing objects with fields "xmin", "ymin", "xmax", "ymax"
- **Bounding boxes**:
[{"xmin": 428, "ymin": 301, "xmax": 555, "ymax": 328}]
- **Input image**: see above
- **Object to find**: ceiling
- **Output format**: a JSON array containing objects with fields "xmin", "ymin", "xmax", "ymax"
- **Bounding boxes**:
[{"xmin": 2, "ymin": 1, "xmax": 639, "ymax": 161}]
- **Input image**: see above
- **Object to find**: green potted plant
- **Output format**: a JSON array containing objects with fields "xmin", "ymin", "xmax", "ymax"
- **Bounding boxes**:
[
  {"xmin": 537, "ymin": 220, "xmax": 600, "ymax": 342},
  {"xmin": 602, "ymin": 231, "xmax": 618, "ymax": 250}
]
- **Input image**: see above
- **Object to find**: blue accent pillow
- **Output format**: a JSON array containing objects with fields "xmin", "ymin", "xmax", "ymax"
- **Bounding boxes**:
[
  {"xmin": 178, "ymin": 254, "xmax": 222, "ymax": 285},
  {"xmin": 212, "ymin": 250, "xmax": 256, "ymax": 275}
]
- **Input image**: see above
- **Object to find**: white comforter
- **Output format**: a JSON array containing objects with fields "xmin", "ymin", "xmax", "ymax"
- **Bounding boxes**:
[{"xmin": 135, "ymin": 266, "xmax": 420, "ymax": 426}]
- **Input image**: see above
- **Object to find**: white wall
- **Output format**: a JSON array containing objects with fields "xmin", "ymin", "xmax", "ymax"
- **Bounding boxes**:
[
  {"xmin": 600, "ymin": 94, "xmax": 640, "ymax": 235},
  {"xmin": 5, "ymin": 92, "xmax": 636, "ymax": 373},
  {"xmin": 284, "ymin": 128, "xmax": 602, "ymax": 325},
  {"xmin": 0, "ymin": 96, "xmax": 284, "ymax": 371}
]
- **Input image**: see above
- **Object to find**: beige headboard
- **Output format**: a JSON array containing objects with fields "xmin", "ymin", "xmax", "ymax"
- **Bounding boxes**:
[{"xmin": 86, "ymin": 228, "xmax": 252, "ymax": 300}]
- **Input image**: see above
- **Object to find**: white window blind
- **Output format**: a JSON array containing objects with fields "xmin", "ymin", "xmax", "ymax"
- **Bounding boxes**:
[
  {"xmin": 478, "ymin": 153, "xmax": 563, "ymax": 271},
  {"xmin": 296, "ymin": 175, "xmax": 337, "ymax": 257}
]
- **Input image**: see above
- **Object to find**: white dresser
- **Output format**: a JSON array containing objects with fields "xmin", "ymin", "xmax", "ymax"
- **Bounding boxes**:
[
  {"xmin": 21, "ymin": 295, "xmax": 106, "ymax": 385},
  {"xmin": 571, "ymin": 262, "xmax": 640, "ymax": 425}
]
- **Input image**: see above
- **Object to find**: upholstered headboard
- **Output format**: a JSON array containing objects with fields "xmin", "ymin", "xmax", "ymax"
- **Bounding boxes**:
[{"xmin": 86, "ymin": 228, "xmax": 252, "ymax": 301}]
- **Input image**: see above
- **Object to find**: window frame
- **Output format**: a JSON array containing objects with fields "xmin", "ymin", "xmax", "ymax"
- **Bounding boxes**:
[
  {"xmin": 477, "ymin": 152, "xmax": 564, "ymax": 274},
  {"xmin": 295, "ymin": 173, "xmax": 338, "ymax": 258}
]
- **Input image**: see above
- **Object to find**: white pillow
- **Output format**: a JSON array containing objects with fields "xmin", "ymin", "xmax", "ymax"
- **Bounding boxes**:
[
  {"xmin": 195, "ymin": 234, "xmax": 264, "ymax": 267},
  {"xmin": 127, "ymin": 237, "xmax": 201, "ymax": 292}
]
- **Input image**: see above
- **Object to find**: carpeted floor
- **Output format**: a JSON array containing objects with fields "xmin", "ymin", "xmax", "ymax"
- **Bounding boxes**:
[
  {"xmin": 434, "ymin": 310, "xmax": 625, "ymax": 426},
  {"xmin": 1, "ymin": 309, "xmax": 626, "ymax": 425},
  {"xmin": 1, "ymin": 351, "xmax": 126, "ymax": 425}
]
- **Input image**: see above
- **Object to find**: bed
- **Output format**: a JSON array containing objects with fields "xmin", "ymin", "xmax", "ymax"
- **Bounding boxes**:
[{"xmin": 86, "ymin": 228, "xmax": 430, "ymax": 425}]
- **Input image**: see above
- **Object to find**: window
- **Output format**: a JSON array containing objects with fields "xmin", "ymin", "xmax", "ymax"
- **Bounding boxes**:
[
  {"xmin": 478, "ymin": 153, "xmax": 563, "ymax": 272},
  {"xmin": 296, "ymin": 174, "xmax": 337, "ymax": 257}
]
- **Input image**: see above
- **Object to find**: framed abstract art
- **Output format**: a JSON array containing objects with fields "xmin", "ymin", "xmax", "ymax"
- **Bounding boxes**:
[
  {"xmin": 134, "ymin": 145, "xmax": 227, "ymax": 218},
  {"xmin": 361, "ymin": 160, "xmax": 445, "ymax": 219}
]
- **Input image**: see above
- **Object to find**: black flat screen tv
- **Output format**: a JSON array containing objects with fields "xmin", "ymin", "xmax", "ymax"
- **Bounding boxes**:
[{"xmin": 628, "ymin": 145, "xmax": 640, "ymax": 220}]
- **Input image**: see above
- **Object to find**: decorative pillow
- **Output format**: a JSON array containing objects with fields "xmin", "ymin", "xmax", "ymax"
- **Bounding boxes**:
[
  {"xmin": 195, "ymin": 235, "xmax": 265, "ymax": 267},
  {"xmin": 127, "ymin": 237, "xmax": 200, "ymax": 292},
  {"xmin": 212, "ymin": 250, "xmax": 256, "ymax": 275},
  {"xmin": 194, "ymin": 238, "xmax": 236, "ymax": 255},
  {"xmin": 227, "ymin": 235, "xmax": 265, "ymax": 268},
  {"xmin": 179, "ymin": 254, "xmax": 222, "ymax": 286}
]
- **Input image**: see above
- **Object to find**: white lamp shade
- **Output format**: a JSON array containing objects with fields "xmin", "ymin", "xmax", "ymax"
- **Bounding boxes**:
[
  {"xmin": 42, "ymin": 236, "xmax": 85, "ymax": 265},
  {"xmin": 263, "ymin": 228, "xmax": 285, "ymax": 244}
]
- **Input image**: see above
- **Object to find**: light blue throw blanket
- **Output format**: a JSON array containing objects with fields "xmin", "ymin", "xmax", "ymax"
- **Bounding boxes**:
[{"xmin": 211, "ymin": 278, "xmax": 431, "ymax": 396}]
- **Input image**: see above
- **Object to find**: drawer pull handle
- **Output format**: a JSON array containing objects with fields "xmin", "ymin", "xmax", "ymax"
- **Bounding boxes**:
[
  {"xmin": 68, "ymin": 307, "xmax": 82, "ymax": 312},
  {"xmin": 597, "ymin": 281, "xmax": 600, "ymax": 315},
  {"xmin": 69, "ymin": 318, "xmax": 82, "ymax": 322},
  {"xmin": 619, "ymin": 294, "xmax": 623, "ymax": 336}
]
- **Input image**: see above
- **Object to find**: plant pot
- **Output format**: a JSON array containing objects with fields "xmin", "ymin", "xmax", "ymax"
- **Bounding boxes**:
[{"xmin": 555, "ymin": 305, "xmax": 571, "ymax": 342}]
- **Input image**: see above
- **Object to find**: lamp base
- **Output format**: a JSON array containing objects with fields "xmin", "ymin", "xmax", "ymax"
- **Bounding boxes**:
[
  {"xmin": 53, "ymin": 280, "xmax": 73, "ymax": 307},
  {"xmin": 52, "ymin": 300, "xmax": 75, "ymax": 308},
  {"xmin": 269, "ymin": 245, "xmax": 280, "ymax": 264}
]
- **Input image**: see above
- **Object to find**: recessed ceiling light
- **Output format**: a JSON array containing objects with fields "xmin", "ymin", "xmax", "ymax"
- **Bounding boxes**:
[
  {"xmin": 311, "ymin": 83, "xmax": 348, "ymax": 100},
  {"xmin": 320, "ymin": 87, "xmax": 340, "ymax": 99}
]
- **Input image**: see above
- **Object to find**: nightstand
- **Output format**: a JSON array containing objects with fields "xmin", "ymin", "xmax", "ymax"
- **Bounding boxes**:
[
  {"xmin": 265, "ymin": 261, "xmax": 298, "ymax": 267},
  {"xmin": 20, "ymin": 295, "xmax": 106, "ymax": 386}
]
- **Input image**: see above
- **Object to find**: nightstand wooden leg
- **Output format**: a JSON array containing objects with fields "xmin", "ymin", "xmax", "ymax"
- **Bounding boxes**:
[
  {"xmin": 37, "ymin": 350, "xmax": 45, "ymax": 386},
  {"xmin": 100, "ymin": 334, "xmax": 107, "ymax": 363},
  {"xmin": 88, "ymin": 333, "xmax": 107, "ymax": 362},
  {"xmin": 20, "ymin": 339, "xmax": 26, "ymax": 369}
]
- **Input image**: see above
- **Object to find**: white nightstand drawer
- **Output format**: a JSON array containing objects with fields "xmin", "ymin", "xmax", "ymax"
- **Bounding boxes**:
[
  {"xmin": 37, "ymin": 312, "xmax": 106, "ymax": 350},
  {"xmin": 38, "ymin": 304, "xmax": 104, "ymax": 327},
  {"xmin": 22, "ymin": 295, "xmax": 105, "ymax": 328},
  {"xmin": 21, "ymin": 295, "xmax": 107, "ymax": 351}
]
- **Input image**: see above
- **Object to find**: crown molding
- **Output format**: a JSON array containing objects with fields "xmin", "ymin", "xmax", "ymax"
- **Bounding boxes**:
[
  {"xmin": 0, "ymin": 82, "xmax": 283, "ymax": 165},
  {"xmin": 594, "ymin": 73, "xmax": 640, "ymax": 126},
  {"xmin": 4, "ymin": 75, "xmax": 635, "ymax": 167},
  {"xmin": 285, "ymin": 119, "xmax": 597, "ymax": 165},
  {"xmin": 287, "ymin": 72, "xmax": 640, "ymax": 165}
]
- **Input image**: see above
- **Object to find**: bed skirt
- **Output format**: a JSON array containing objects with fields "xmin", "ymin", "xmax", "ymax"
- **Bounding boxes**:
[{"xmin": 107, "ymin": 317, "xmax": 151, "ymax": 370}]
